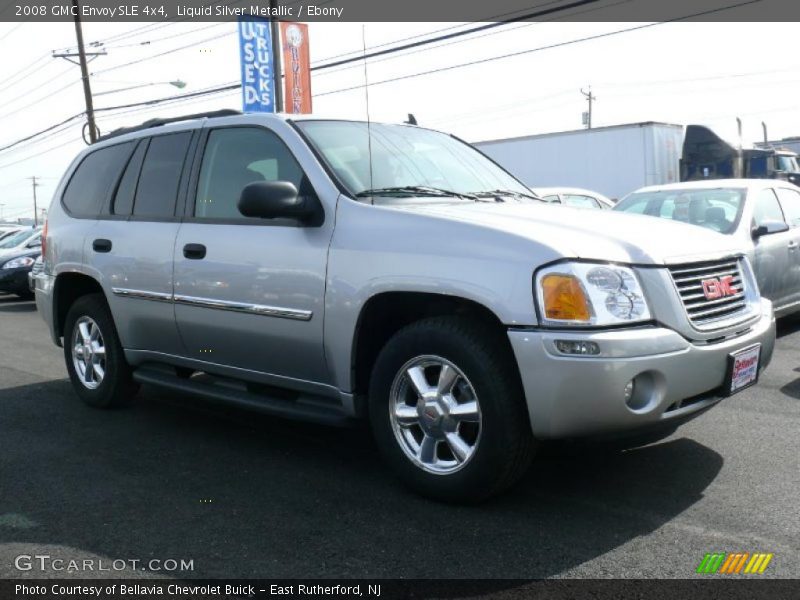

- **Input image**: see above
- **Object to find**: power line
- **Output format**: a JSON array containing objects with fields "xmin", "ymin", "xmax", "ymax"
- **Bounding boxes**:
[
  {"xmin": 0, "ymin": 54, "xmax": 50, "ymax": 90},
  {"xmin": 309, "ymin": 0, "xmax": 572, "ymax": 65},
  {"xmin": 312, "ymin": 0, "xmax": 637, "ymax": 80},
  {"xmin": 0, "ymin": 63, "xmax": 76, "ymax": 107},
  {"xmin": 0, "ymin": 0, "xmax": 764, "ymax": 158},
  {"xmin": 311, "ymin": 0, "xmax": 599, "ymax": 73},
  {"xmin": 91, "ymin": 29, "xmax": 235, "ymax": 77},
  {"xmin": 0, "ymin": 113, "xmax": 85, "ymax": 154},
  {"xmin": 313, "ymin": 0, "xmax": 765, "ymax": 98},
  {"xmin": 0, "ymin": 23, "xmax": 23, "ymax": 44},
  {"xmin": 0, "ymin": 137, "xmax": 81, "ymax": 171},
  {"xmin": 101, "ymin": 22, "xmax": 231, "ymax": 50}
]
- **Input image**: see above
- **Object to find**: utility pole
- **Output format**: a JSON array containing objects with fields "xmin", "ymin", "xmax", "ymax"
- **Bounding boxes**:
[
  {"xmin": 268, "ymin": 0, "xmax": 283, "ymax": 112},
  {"xmin": 581, "ymin": 86, "xmax": 596, "ymax": 129},
  {"xmin": 52, "ymin": 0, "xmax": 106, "ymax": 144},
  {"xmin": 29, "ymin": 177, "xmax": 41, "ymax": 226}
]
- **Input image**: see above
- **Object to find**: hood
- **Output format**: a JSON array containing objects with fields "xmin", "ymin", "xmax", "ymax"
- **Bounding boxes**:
[{"xmin": 391, "ymin": 201, "xmax": 742, "ymax": 265}]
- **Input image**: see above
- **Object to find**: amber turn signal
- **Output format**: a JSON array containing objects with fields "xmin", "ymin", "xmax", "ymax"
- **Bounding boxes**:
[{"xmin": 541, "ymin": 274, "xmax": 591, "ymax": 321}]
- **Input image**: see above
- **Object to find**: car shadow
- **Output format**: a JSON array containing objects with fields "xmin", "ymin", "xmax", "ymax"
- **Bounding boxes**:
[
  {"xmin": 779, "ymin": 378, "xmax": 800, "ymax": 400},
  {"xmin": 0, "ymin": 299, "xmax": 35, "ymax": 313},
  {"xmin": 0, "ymin": 379, "xmax": 724, "ymax": 580},
  {"xmin": 777, "ymin": 313, "xmax": 800, "ymax": 338}
]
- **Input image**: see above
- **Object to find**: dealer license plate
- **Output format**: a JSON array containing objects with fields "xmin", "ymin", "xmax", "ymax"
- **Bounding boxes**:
[{"xmin": 725, "ymin": 344, "xmax": 761, "ymax": 396}]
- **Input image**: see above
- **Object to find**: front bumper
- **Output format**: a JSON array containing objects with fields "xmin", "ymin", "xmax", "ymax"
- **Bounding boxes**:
[
  {"xmin": 0, "ymin": 267, "xmax": 33, "ymax": 294},
  {"xmin": 508, "ymin": 299, "xmax": 775, "ymax": 440}
]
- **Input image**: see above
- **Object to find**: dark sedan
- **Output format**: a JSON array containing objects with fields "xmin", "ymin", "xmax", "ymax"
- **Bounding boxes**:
[{"xmin": 0, "ymin": 250, "xmax": 40, "ymax": 299}]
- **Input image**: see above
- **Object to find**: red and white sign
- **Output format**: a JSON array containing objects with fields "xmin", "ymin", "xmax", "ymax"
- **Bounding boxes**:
[
  {"xmin": 280, "ymin": 22, "xmax": 312, "ymax": 114},
  {"xmin": 729, "ymin": 345, "xmax": 760, "ymax": 394}
]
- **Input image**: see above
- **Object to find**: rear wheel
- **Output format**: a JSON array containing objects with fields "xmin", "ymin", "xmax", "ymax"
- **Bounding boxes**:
[
  {"xmin": 369, "ymin": 316, "xmax": 535, "ymax": 503},
  {"xmin": 63, "ymin": 294, "xmax": 138, "ymax": 408}
]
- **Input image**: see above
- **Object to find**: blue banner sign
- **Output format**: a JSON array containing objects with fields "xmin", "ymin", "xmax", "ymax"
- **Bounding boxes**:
[{"xmin": 238, "ymin": 17, "xmax": 275, "ymax": 113}]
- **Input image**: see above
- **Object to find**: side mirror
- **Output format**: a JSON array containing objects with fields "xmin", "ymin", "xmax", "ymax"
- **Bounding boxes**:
[
  {"xmin": 237, "ymin": 181, "xmax": 317, "ymax": 222},
  {"xmin": 752, "ymin": 220, "xmax": 789, "ymax": 239}
]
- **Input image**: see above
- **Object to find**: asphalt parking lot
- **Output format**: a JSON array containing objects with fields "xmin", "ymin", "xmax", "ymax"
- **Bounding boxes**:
[{"xmin": 0, "ymin": 292, "xmax": 798, "ymax": 580}]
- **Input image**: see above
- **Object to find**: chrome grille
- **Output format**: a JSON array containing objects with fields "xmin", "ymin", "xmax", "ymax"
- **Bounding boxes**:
[
  {"xmin": 668, "ymin": 259, "xmax": 748, "ymax": 326},
  {"xmin": 31, "ymin": 259, "xmax": 43, "ymax": 276}
]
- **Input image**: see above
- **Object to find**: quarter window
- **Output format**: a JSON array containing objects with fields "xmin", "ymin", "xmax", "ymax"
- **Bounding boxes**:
[
  {"xmin": 195, "ymin": 127, "xmax": 305, "ymax": 220},
  {"xmin": 132, "ymin": 132, "xmax": 192, "ymax": 218},
  {"xmin": 62, "ymin": 142, "xmax": 135, "ymax": 217}
]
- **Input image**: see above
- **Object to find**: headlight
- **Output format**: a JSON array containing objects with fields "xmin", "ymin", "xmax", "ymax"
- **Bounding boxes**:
[
  {"xmin": 535, "ymin": 261, "xmax": 652, "ymax": 326},
  {"xmin": 2, "ymin": 256, "xmax": 36, "ymax": 270}
]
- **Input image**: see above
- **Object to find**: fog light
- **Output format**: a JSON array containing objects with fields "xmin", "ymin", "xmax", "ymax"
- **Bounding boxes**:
[
  {"xmin": 555, "ymin": 340, "xmax": 600, "ymax": 355},
  {"xmin": 624, "ymin": 380, "xmax": 635, "ymax": 402}
]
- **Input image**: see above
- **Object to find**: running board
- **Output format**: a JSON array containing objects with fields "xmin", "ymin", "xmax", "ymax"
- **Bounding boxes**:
[{"xmin": 132, "ymin": 367, "xmax": 354, "ymax": 427}]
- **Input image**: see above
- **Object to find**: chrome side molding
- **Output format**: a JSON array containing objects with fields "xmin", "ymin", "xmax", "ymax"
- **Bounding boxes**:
[
  {"xmin": 111, "ymin": 287, "xmax": 312, "ymax": 321},
  {"xmin": 111, "ymin": 288, "xmax": 173, "ymax": 303}
]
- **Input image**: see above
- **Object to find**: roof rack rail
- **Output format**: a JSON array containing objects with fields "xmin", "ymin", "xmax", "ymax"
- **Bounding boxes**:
[{"xmin": 98, "ymin": 109, "xmax": 242, "ymax": 142}]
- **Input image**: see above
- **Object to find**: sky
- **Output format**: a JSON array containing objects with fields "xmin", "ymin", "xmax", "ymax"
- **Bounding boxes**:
[{"xmin": 0, "ymin": 19, "xmax": 799, "ymax": 221}]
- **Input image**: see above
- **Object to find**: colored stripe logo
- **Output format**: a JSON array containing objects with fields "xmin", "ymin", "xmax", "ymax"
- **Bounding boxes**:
[{"xmin": 696, "ymin": 552, "xmax": 773, "ymax": 574}]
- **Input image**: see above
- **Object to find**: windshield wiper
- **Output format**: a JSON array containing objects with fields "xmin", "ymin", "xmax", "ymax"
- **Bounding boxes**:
[
  {"xmin": 355, "ymin": 185, "xmax": 479, "ymax": 200},
  {"xmin": 471, "ymin": 189, "xmax": 543, "ymax": 202}
]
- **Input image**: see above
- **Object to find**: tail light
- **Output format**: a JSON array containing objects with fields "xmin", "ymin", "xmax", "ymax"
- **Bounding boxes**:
[{"xmin": 41, "ymin": 220, "xmax": 47, "ymax": 258}]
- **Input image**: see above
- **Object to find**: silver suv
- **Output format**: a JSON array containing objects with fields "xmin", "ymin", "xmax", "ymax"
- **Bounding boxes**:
[{"xmin": 35, "ymin": 111, "xmax": 776, "ymax": 501}]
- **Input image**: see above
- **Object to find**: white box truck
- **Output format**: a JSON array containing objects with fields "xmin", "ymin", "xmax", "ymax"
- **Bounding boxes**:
[{"xmin": 474, "ymin": 122, "xmax": 683, "ymax": 200}]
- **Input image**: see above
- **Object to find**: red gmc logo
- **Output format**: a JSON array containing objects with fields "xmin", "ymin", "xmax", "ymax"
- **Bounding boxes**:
[{"xmin": 701, "ymin": 275, "xmax": 739, "ymax": 300}]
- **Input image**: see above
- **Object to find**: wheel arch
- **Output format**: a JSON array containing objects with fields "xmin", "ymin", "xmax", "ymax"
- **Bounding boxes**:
[
  {"xmin": 53, "ymin": 272, "xmax": 107, "ymax": 340},
  {"xmin": 350, "ymin": 291, "xmax": 513, "ymax": 400}
]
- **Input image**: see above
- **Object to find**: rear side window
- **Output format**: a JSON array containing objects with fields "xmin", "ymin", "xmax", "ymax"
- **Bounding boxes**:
[
  {"xmin": 132, "ymin": 132, "xmax": 192, "ymax": 218},
  {"xmin": 62, "ymin": 142, "xmax": 135, "ymax": 217}
]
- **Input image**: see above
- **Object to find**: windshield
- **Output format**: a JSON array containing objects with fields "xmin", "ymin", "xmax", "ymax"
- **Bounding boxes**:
[
  {"xmin": 0, "ymin": 229, "xmax": 34, "ymax": 249},
  {"xmin": 614, "ymin": 188, "xmax": 745, "ymax": 234},
  {"xmin": 776, "ymin": 155, "xmax": 799, "ymax": 172},
  {"xmin": 295, "ymin": 120, "xmax": 532, "ymax": 199}
]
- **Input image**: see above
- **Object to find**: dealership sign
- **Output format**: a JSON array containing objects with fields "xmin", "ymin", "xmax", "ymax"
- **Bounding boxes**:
[
  {"xmin": 238, "ymin": 17, "xmax": 275, "ymax": 113},
  {"xmin": 280, "ymin": 22, "xmax": 313, "ymax": 114}
]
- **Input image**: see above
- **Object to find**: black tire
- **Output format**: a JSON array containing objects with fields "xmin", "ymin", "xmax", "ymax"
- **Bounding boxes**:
[
  {"xmin": 368, "ymin": 316, "xmax": 536, "ymax": 503},
  {"xmin": 63, "ymin": 293, "xmax": 138, "ymax": 408}
]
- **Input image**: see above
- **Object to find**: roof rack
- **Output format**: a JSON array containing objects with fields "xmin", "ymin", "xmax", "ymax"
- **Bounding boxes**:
[{"xmin": 98, "ymin": 109, "xmax": 242, "ymax": 142}]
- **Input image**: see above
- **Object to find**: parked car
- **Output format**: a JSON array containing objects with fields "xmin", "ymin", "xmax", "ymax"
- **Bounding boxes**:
[
  {"xmin": 36, "ymin": 113, "xmax": 775, "ymax": 502},
  {"xmin": 0, "ymin": 228, "xmax": 41, "ymax": 259},
  {"xmin": 28, "ymin": 255, "xmax": 43, "ymax": 294},
  {"xmin": 0, "ymin": 227, "xmax": 22, "ymax": 240},
  {"xmin": 614, "ymin": 179, "xmax": 800, "ymax": 318},
  {"xmin": 532, "ymin": 187, "xmax": 614, "ymax": 209},
  {"xmin": 0, "ymin": 249, "xmax": 40, "ymax": 299}
]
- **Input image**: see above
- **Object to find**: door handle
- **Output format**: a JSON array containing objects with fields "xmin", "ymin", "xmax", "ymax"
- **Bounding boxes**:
[
  {"xmin": 92, "ymin": 239, "xmax": 112, "ymax": 253},
  {"xmin": 183, "ymin": 243, "xmax": 206, "ymax": 260},
  {"xmin": 789, "ymin": 241, "xmax": 798, "ymax": 251}
]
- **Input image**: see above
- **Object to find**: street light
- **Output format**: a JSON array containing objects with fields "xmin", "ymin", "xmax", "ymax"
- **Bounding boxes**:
[{"xmin": 94, "ymin": 79, "xmax": 187, "ymax": 97}]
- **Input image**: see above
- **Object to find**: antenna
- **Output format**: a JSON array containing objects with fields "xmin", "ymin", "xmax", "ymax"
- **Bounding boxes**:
[{"xmin": 361, "ymin": 25, "xmax": 374, "ymax": 202}]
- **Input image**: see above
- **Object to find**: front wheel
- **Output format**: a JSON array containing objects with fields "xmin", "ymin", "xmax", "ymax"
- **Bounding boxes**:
[
  {"xmin": 369, "ymin": 316, "xmax": 536, "ymax": 503},
  {"xmin": 63, "ymin": 294, "xmax": 138, "ymax": 408}
]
